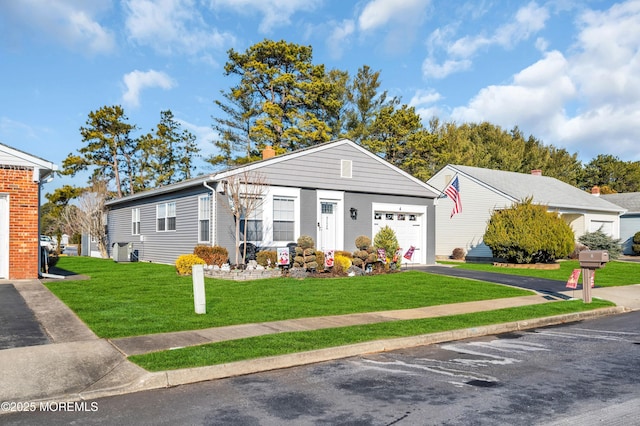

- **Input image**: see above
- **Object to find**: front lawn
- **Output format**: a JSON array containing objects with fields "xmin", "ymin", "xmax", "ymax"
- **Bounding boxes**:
[
  {"xmin": 48, "ymin": 257, "xmax": 533, "ymax": 339},
  {"xmin": 130, "ymin": 299, "xmax": 615, "ymax": 371},
  {"xmin": 440, "ymin": 260, "xmax": 640, "ymax": 287}
]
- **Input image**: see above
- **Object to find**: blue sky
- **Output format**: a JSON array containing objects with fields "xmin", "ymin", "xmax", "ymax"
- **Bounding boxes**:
[{"xmin": 1, "ymin": 0, "xmax": 639, "ymax": 194}]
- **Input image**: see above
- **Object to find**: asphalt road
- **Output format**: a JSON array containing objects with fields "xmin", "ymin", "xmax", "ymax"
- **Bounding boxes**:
[{"xmin": 3, "ymin": 311, "xmax": 639, "ymax": 425}]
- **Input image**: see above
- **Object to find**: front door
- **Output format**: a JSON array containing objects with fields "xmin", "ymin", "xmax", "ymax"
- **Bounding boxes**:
[
  {"xmin": 0, "ymin": 195, "xmax": 8, "ymax": 278},
  {"xmin": 319, "ymin": 202, "xmax": 337, "ymax": 250}
]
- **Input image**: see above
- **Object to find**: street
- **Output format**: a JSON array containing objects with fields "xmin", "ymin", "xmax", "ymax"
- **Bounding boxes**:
[{"xmin": 3, "ymin": 311, "xmax": 640, "ymax": 425}]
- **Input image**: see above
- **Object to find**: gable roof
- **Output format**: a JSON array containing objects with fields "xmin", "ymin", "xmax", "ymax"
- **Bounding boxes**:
[
  {"xmin": 0, "ymin": 142, "xmax": 58, "ymax": 182},
  {"xmin": 106, "ymin": 139, "xmax": 440, "ymax": 206},
  {"xmin": 443, "ymin": 164, "xmax": 625, "ymax": 214},
  {"xmin": 601, "ymin": 192, "xmax": 640, "ymax": 213}
]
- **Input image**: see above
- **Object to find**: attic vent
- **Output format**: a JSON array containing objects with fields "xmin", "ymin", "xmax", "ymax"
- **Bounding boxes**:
[{"xmin": 341, "ymin": 160, "xmax": 352, "ymax": 178}]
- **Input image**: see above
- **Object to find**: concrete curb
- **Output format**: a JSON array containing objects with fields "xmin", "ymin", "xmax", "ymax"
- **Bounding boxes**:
[{"xmin": 47, "ymin": 306, "xmax": 622, "ymax": 403}]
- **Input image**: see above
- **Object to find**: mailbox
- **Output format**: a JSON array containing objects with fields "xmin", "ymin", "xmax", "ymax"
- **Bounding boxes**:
[{"xmin": 578, "ymin": 250, "xmax": 609, "ymax": 269}]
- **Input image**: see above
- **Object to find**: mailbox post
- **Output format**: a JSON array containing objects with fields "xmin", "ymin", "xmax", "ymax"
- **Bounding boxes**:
[{"xmin": 578, "ymin": 250, "xmax": 609, "ymax": 303}]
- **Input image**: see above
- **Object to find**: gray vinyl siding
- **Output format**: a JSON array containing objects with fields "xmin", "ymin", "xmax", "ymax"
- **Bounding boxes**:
[
  {"xmin": 254, "ymin": 144, "xmax": 432, "ymax": 197},
  {"xmin": 214, "ymin": 191, "xmax": 238, "ymax": 264},
  {"xmin": 108, "ymin": 187, "xmax": 210, "ymax": 265}
]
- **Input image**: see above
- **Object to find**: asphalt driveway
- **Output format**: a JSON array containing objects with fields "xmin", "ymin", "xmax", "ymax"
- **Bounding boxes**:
[
  {"xmin": 419, "ymin": 265, "xmax": 573, "ymax": 297},
  {"xmin": 0, "ymin": 284, "xmax": 49, "ymax": 350}
]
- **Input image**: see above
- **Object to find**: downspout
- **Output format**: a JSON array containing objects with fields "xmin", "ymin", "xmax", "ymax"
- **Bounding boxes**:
[{"xmin": 203, "ymin": 177, "xmax": 216, "ymax": 246}]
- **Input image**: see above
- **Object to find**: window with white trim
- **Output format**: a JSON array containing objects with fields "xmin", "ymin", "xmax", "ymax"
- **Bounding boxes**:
[
  {"xmin": 240, "ymin": 197, "xmax": 263, "ymax": 242},
  {"xmin": 132, "ymin": 208, "xmax": 140, "ymax": 235},
  {"xmin": 198, "ymin": 195, "xmax": 210, "ymax": 242},
  {"xmin": 157, "ymin": 202, "xmax": 176, "ymax": 231},
  {"xmin": 273, "ymin": 197, "xmax": 294, "ymax": 241}
]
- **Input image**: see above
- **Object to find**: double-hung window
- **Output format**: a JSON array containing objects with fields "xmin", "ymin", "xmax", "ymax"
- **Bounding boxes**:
[
  {"xmin": 273, "ymin": 197, "xmax": 294, "ymax": 241},
  {"xmin": 132, "ymin": 208, "xmax": 140, "ymax": 235},
  {"xmin": 240, "ymin": 197, "xmax": 263, "ymax": 242},
  {"xmin": 157, "ymin": 202, "xmax": 176, "ymax": 231},
  {"xmin": 198, "ymin": 195, "xmax": 211, "ymax": 242}
]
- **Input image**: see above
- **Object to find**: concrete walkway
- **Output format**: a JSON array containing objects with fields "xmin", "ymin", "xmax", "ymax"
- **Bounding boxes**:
[{"xmin": 0, "ymin": 271, "xmax": 637, "ymax": 407}]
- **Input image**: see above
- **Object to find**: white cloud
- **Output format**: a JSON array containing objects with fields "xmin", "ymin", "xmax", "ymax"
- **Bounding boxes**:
[
  {"xmin": 122, "ymin": 70, "xmax": 176, "ymax": 108},
  {"xmin": 210, "ymin": 0, "xmax": 321, "ymax": 33},
  {"xmin": 124, "ymin": 0, "xmax": 234, "ymax": 56},
  {"xmin": 0, "ymin": 0, "xmax": 114, "ymax": 54},
  {"xmin": 422, "ymin": 57, "xmax": 472, "ymax": 79},
  {"xmin": 448, "ymin": 0, "xmax": 640, "ymax": 161},
  {"xmin": 409, "ymin": 89, "xmax": 442, "ymax": 107},
  {"xmin": 451, "ymin": 51, "xmax": 575, "ymax": 135},
  {"xmin": 325, "ymin": 20, "xmax": 356, "ymax": 59},
  {"xmin": 358, "ymin": 0, "xmax": 430, "ymax": 31},
  {"xmin": 424, "ymin": 2, "xmax": 549, "ymax": 80}
]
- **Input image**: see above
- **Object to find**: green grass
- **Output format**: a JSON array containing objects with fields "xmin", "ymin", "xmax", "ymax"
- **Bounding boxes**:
[
  {"xmin": 48, "ymin": 257, "xmax": 533, "ymax": 339},
  {"xmin": 439, "ymin": 259, "xmax": 640, "ymax": 287},
  {"xmin": 129, "ymin": 298, "xmax": 615, "ymax": 371}
]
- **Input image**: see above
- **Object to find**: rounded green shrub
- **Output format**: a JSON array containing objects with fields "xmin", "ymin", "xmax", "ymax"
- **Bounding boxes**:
[
  {"xmin": 175, "ymin": 254, "xmax": 206, "ymax": 275},
  {"xmin": 373, "ymin": 226, "xmax": 400, "ymax": 267},
  {"xmin": 256, "ymin": 250, "xmax": 277, "ymax": 267},
  {"xmin": 484, "ymin": 198, "xmax": 574, "ymax": 264},
  {"xmin": 334, "ymin": 254, "xmax": 352, "ymax": 271},
  {"xmin": 633, "ymin": 231, "xmax": 640, "ymax": 255},
  {"xmin": 355, "ymin": 235, "xmax": 372, "ymax": 250},
  {"xmin": 297, "ymin": 235, "xmax": 315, "ymax": 250}
]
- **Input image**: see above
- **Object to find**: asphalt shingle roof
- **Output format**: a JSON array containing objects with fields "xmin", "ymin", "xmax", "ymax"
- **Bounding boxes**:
[
  {"xmin": 601, "ymin": 192, "xmax": 640, "ymax": 213},
  {"xmin": 451, "ymin": 164, "xmax": 624, "ymax": 213}
]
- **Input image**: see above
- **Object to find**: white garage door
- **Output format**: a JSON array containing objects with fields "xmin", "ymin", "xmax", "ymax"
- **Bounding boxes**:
[{"xmin": 372, "ymin": 204, "xmax": 426, "ymax": 264}]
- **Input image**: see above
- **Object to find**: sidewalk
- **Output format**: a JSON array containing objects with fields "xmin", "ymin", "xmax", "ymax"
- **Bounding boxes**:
[{"xmin": 0, "ymin": 276, "xmax": 635, "ymax": 407}]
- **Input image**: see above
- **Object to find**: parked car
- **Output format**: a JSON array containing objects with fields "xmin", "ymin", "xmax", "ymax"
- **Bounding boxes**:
[{"xmin": 40, "ymin": 235, "xmax": 56, "ymax": 252}]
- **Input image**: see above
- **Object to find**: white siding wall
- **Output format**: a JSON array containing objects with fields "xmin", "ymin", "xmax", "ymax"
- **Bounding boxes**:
[{"xmin": 433, "ymin": 171, "xmax": 513, "ymax": 259}]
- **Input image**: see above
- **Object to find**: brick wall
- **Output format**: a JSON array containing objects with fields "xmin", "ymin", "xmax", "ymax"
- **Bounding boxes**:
[{"xmin": 0, "ymin": 167, "xmax": 40, "ymax": 279}]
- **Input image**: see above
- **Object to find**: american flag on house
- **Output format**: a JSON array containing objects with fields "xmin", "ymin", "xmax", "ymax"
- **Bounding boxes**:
[{"xmin": 444, "ymin": 176, "xmax": 462, "ymax": 218}]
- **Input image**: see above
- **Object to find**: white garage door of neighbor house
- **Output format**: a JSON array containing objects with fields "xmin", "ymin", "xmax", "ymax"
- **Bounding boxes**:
[{"xmin": 373, "ymin": 209, "xmax": 424, "ymax": 264}]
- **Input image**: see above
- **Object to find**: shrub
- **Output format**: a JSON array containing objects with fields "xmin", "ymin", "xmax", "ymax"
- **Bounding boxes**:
[
  {"xmin": 297, "ymin": 235, "xmax": 315, "ymax": 250},
  {"xmin": 175, "ymin": 254, "xmax": 206, "ymax": 275},
  {"xmin": 374, "ymin": 226, "xmax": 400, "ymax": 268},
  {"xmin": 451, "ymin": 247, "xmax": 466, "ymax": 260},
  {"xmin": 334, "ymin": 253, "xmax": 352, "ymax": 270},
  {"xmin": 294, "ymin": 245, "xmax": 318, "ymax": 271},
  {"xmin": 193, "ymin": 245, "xmax": 228, "ymax": 266},
  {"xmin": 633, "ymin": 231, "xmax": 640, "ymax": 255},
  {"xmin": 355, "ymin": 235, "xmax": 372, "ymax": 250},
  {"xmin": 335, "ymin": 250, "xmax": 353, "ymax": 258},
  {"xmin": 315, "ymin": 250, "xmax": 325, "ymax": 270},
  {"xmin": 256, "ymin": 250, "xmax": 277, "ymax": 267},
  {"xmin": 484, "ymin": 197, "xmax": 574, "ymax": 264},
  {"xmin": 578, "ymin": 229, "xmax": 622, "ymax": 259}
]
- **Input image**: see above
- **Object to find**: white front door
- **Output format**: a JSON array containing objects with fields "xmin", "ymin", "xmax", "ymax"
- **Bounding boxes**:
[
  {"xmin": 319, "ymin": 201, "xmax": 337, "ymax": 251},
  {"xmin": 0, "ymin": 195, "xmax": 9, "ymax": 278}
]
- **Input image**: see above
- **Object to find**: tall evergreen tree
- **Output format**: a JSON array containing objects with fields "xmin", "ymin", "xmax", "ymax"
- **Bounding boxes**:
[{"xmin": 62, "ymin": 105, "xmax": 136, "ymax": 198}]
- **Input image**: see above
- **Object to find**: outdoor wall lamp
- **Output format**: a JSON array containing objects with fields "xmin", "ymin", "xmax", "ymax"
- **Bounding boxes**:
[{"xmin": 350, "ymin": 207, "xmax": 358, "ymax": 220}]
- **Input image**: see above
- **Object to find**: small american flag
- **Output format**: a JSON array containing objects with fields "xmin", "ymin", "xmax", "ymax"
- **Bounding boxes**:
[{"xmin": 444, "ymin": 176, "xmax": 462, "ymax": 218}]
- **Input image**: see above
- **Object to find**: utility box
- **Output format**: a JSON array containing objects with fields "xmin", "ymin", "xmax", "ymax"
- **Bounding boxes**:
[
  {"xmin": 579, "ymin": 250, "xmax": 609, "ymax": 269},
  {"xmin": 113, "ymin": 242, "xmax": 133, "ymax": 262}
]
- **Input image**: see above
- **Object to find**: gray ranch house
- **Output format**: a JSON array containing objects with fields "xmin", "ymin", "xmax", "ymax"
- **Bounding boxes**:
[
  {"xmin": 600, "ymin": 192, "xmax": 640, "ymax": 255},
  {"xmin": 104, "ymin": 139, "xmax": 439, "ymax": 266},
  {"xmin": 427, "ymin": 165, "xmax": 625, "ymax": 260}
]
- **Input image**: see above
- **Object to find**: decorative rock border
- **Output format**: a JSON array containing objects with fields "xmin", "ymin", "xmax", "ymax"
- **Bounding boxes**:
[{"xmin": 205, "ymin": 268, "xmax": 283, "ymax": 281}]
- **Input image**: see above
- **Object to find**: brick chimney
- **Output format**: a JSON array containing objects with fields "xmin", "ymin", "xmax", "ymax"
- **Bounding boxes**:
[
  {"xmin": 591, "ymin": 185, "xmax": 600, "ymax": 196},
  {"xmin": 262, "ymin": 145, "xmax": 275, "ymax": 160},
  {"xmin": 531, "ymin": 169, "xmax": 542, "ymax": 176}
]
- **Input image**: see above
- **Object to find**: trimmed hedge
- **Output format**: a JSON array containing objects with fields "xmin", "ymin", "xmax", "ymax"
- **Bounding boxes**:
[{"xmin": 484, "ymin": 198, "xmax": 574, "ymax": 264}]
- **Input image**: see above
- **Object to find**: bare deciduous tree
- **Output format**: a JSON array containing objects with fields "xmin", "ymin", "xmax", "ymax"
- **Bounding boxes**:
[
  {"xmin": 222, "ymin": 170, "xmax": 268, "ymax": 266},
  {"xmin": 61, "ymin": 182, "xmax": 110, "ymax": 258}
]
